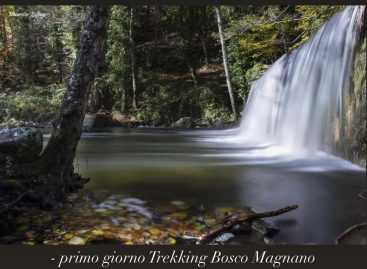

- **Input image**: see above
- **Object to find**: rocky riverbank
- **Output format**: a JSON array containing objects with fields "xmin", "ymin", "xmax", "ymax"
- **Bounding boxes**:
[{"xmin": 82, "ymin": 111, "xmax": 236, "ymax": 131}]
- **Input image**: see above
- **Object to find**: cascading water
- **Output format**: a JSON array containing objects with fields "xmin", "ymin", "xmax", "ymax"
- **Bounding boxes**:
[{"xmin": 238, "ymin": 6, "xmax": 365, "ymax": 155}]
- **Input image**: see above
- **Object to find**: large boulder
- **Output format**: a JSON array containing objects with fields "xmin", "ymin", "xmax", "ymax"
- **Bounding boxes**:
[
  {"xmin": 0, "ymin": 127, "xmax": 43, "ymax": 164},
  {"xmin": 172, "ymin": 117, "xmax": 194, "ymax": 129}
]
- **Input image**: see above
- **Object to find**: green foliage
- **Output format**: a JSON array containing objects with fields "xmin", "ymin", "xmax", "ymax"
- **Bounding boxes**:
[
  {"xmin": 0, "ymin": 85, "xmax": 65, "ymax": 126},
  {"xmin": 0, "ymin": 5, "xmax": 347, "ymax": 127},
  {"xmin": 241, "ymin": 63, "xmax": 264, "ymax": 102},
  {"xmin": 292, "ymin": 6, "xmax": 343, "ymax": 48},
  {"xmin": 201, "ymin": 103, "xmax": 232, "ymax": 123},
  {"xmin": 342, "ymin": 37, "xmax": 366, "ymax": 164},
  {"xmin": 0, "ymin": 6, "xmax": 78, "ymax": 89},
  {"xmin": 105, "ymin": 6, "xmax": 131, "ymax": 113},
  {"xmin": 136, "ymin": 74, "xmax": 231, "ymax": 126},
  {"xmin": 227, "ymin": 5, "xmax": 342, "ymax": 105},
  {"xmin": 137, "ymin": 84, "xmax": 178, "ymax": 126},
  {"xmin": 198, "ymin": 82, "xmax": 232, "ymax": 123},
  {"xmin": 137, "ymin": 77, "xmax": 199, "ymax": 126}
]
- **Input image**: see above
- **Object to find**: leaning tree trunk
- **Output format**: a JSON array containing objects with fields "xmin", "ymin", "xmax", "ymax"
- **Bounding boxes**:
[
  {"xmin": 39, "ymin": 6, "xmax": 111, "ymax": 206},
  {"xmin": 215, "ymin": 6, "xmax": 238, "ymax": 120}
]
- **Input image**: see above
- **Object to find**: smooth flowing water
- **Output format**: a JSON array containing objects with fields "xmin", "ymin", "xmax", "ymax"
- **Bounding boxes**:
[
  {"xmin": 72, "ymin": 127, "xmax": 365, "ymax": 244},
  {"xmin": 238, "ymin": 6, "xmax": 365, "ymax": 154}
]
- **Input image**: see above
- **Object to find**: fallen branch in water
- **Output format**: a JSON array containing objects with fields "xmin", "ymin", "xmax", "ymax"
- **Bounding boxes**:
[
  {"xmin": 335, "ymin": 222, "xmax": 366, "ymax": 245},
  {"xmin": 197, "ymin": 205, "xmax": 298, "ymax": 244}
]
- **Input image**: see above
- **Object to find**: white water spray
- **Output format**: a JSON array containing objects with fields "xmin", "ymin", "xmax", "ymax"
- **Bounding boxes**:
[{"xmin": 238, "ymin": 6, "xmax": 365, "ymax": 155}]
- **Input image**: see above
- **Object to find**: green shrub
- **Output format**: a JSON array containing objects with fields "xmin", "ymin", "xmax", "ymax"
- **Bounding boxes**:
[
  {"xmin": 0, "ymin": 84, "xmax": 65, "ymax": 126},
  {"xmin": 202, "ymin": 103, "xmax": 232, "ymax": 123},
  {"xmin": 137, "ymin": 80, "xmax": 199, "ymax": 126}
]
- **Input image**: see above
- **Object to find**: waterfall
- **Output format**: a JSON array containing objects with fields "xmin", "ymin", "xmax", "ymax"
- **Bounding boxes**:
[{"xmin": 239, "ymin": 6, "xmax": 365, "ymax": 155}]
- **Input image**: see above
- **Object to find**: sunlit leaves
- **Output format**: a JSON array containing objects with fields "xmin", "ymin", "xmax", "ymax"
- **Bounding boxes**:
[
  {"xmin": 12, "ymin": 191, "xmax": 260, "ymax": 245},
  {"xmin": 226, "ymin": 5, "xmax": 343, "ymax": 104}
]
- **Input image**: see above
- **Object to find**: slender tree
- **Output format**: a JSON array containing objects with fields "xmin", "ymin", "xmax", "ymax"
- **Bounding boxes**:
[
  {"xmin": 19, "ymin": 6, "xmax": 33, "ymax": 85},
  {"xmin": 52, "ymin": 22, "xmax": 64, "ymax": 83},
  {"xmin": 199, "ymin": 6, "xmax": 210, "ymax": 67},
  {"xmin": 215, "ymin": 6, "xmax": 238, "ymax": 120},
  {"xmin": 176, "ymin": 6, "xmax": 200, "ymax": 87},
  {"xmin": 129, "ymin": 7, "xmax": 137, "ymax": 110}
]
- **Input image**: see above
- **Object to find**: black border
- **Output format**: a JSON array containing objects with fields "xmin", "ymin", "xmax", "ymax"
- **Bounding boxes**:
[
  {"xmin": 1, "ymin": 245, "xmax": 367, "ymax": 268},
  {"xmin": 0, "ymin": 1, "xmax": 366, "ymax": 6},
  {"xmin": 0, "ymin": 1, "xmax": 365, "ymax": 269}
]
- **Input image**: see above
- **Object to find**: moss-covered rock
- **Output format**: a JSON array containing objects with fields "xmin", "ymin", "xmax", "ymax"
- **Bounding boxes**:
[
  {"xmin": 0, "ymin": 127, "xmax": 43, "ymax": 164},
  {"xmin": 339, "ymin": 31, "xmax": 366, "ymax": 166},
  {"xmin": 172, "ymin": 117, "xmax": 194, "ymax": 129}
]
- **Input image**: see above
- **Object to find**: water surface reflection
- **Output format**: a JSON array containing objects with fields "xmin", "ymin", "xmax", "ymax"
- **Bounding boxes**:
[{"xmin": 61, "ymin": 127, "xmax": 366, "ymax": 244}]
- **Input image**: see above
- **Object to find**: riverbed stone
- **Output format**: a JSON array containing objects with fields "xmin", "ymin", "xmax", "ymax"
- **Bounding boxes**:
[
  {"xmin": 0, "ymin": 127, "xmax": 43, "ymax": 164},
  {"xmin": 172, "ymin": 117, "xmax": 194, "ymax": 129},
  {"xmin": 68, "ymin": 236, "xmax": 86, "ymax": 245}
]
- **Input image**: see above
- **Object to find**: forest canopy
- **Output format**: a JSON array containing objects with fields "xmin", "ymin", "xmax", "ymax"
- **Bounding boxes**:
[{"xmin": 0, "ymin": 5, "xmax": 342, "ymax": 127}]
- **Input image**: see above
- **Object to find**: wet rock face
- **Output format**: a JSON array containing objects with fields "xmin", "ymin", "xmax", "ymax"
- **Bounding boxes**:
[
  {"xmin": 0, "ymin": 127, "xmax": 43, "ymax": 164},
  {"xmin": 339, "ymin": 37, "xmax": 366, "ymax": 166}
]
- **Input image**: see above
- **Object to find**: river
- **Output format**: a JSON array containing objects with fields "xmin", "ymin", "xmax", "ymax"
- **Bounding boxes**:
[{"xmin": 68, "ymin": 127, "xmax": 366, "ymax": 244}]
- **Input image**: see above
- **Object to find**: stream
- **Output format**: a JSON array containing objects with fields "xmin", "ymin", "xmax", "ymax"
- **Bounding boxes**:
[{"xmin": 67, "ymin": 127, "xmax": 366, "ymax": 244}]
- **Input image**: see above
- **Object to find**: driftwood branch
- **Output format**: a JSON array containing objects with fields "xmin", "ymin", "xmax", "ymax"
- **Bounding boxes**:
[
  {"xmin": 197, "ymin": 205, "xmax": 298, "ymax": 244},
  {"xmin": 335, "ymin": 223, "xmax": 366, "ymax": 245}
]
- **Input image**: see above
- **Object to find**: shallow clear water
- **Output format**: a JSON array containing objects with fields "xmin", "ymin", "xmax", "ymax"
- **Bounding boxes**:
[{"xmin": 69, "ymin": 127, "xmax": 366, "ymax": 244}]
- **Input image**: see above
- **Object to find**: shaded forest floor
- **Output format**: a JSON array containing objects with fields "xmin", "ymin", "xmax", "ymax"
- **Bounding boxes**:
[{"xmin": 1, "ymin": 63, "xmax": 235, "ymax": 129}]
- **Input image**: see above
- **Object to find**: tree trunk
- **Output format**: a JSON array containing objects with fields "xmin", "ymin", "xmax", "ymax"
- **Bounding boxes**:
[
  {"xmin": 129, "ymin": 7, "xmax": 137, "ymax": 110},
  {"xmin": 71, "ymin": 6, "xmax": 87, "ymax": 51},
  {"xmin": 183, "ymin": 50, "xmax": 199, "ymax": 87},
  {"xmin": 39, "ymin": 6, "xmax": 111, "ymax": 206},
  {"xmin": 182, "ymin": 47, "xmax": 199, "ymax": 87},
  {"xmin": 215, "ymin": 6, "xmax": 238, "ymax": 120},
  {"xmin": 88, "ymin": 81, "xmax": 99, "ymax": 113},
  {"xmin": 189, "ymin": 65, "xmax": 198, "ymax": 87},
  {"xmin": 19, "ymin": 6, "xmax": 33, "ymax": 85},
  {"xmin": 0, "ymin": 10, "xmax": 7, "ymax": 48},
  {"xmin": 53, "ymin": 23, "xmax": 64, "ymax": 83},
  {"xmin": 199, "ymin": 6, "xmax": 210, "ymax": 67},
  {"xmin": 0, "ymin": 8, "xmax": 8, "ymax": 66},
  {"xmin": 121, "ymin": 89, "xmax": 127, "ymax": 115},
  {"xmin": 202, "ymin": 37, "xmax": 209, "ymax": 66}
]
